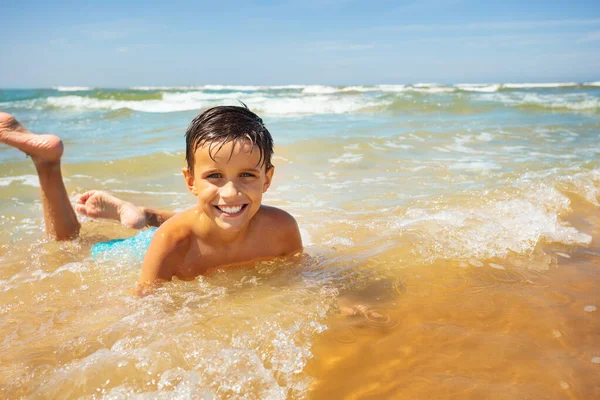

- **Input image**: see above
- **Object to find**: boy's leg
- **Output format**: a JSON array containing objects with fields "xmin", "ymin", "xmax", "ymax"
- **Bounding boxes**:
[{"xmin": 0, "ymin": 112, "xmax": 80, "ymax": 240}]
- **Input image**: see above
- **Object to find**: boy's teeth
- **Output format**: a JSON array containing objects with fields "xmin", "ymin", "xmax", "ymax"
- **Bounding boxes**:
[{"xmin": 219, "ymin": 205, "xmax": 243, "ymax": 214}]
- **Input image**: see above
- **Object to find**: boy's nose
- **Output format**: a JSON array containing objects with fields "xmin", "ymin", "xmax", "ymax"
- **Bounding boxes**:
[{"xmin": 220, "ymin": 180, "xmax": 240, "ymax": 198}]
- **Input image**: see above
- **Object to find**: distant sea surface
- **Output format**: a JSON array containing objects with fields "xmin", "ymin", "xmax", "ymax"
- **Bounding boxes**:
[{"xmin": 1, "ymin": 83, "xmax": 599, "ymax": 399}]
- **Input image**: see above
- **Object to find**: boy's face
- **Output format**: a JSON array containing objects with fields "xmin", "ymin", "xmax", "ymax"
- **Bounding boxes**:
[{"xmin": 183, "ymin": 140, "xmax": 274, "ymax": 233}]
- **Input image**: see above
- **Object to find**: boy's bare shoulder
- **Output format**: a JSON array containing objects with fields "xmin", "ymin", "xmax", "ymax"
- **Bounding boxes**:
[
  {"xmin": 255, "ymin": 205, "xmax": 302, "ymax": 255},
  {"xmin": 256, "ymin": 205, "xmax": 298, "ymax": 227},
  {"xmin": 152, "ymin": 207, "xmax": 198, "ymax": 246}
]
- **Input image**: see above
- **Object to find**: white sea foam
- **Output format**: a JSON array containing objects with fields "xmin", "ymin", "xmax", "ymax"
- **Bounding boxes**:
[
  {"xmin": 53, "ymin": 86, "xmax": 93, "ymax": 91},
  {"xmin": 376, "ymin": 84, "xmax": 407, "ymax": 92},
  {"xmin": 201, "ymin": 84, "xmax": 264, "ymax": 91},
  {"xmin": 46, "ymin": 91, "xmax": 245, "ymax": 113},
  {"xmin": 585, "ymin": 81, "xmax": 600, "ymax": 87},
  {"xmin": 131, "ymin": 85, "xmax": 306, "ymax": 91},
  {"xmin": 450, "ymin": 161, "xmax": 501, "ymax": 171},
  {"xmin": 480, "ymin": 92, "xmax": 600, "ymax": 111},
  {"xmin": 455, "ymin": 84, "xmax": 501, "ymax": 92},
  {"xmin": 1, "ymin": 262, "xmax": 88, "ymax": 293},
  {"xmin": 549, "ymin": 98, "xmax": 600, "ymax": 110},
  {"xmin": 476, "ymin": 132, "xmax": 495, "ymax": 141},
  {"xmin": 413, "ymin": 83, "xmax": 440, "ymax": 88},
  {"xmin": 301, "ymin": 85, "xmax": 340, "ymax": 94},
  {"xmin": 43, "ymin": 91, "xmax": 388, "ymax": 115},
  {"xmin": 301, "ymin": 85, "xmax": 388, "ymax": 94},
  {"xmin": 409, "ymin": 84, "xmax": 455, "ymax": 93},
  {"xmin": 393, "ymin": 187, "xmax": 591, "ymax": 261},
  {"xmin": 299, "ymin": 228, "xmax": 313, "ymax": 246},
  {"xmin": 503, "ymin": 82, "xmax": 578, "ymax": 89},
  {"xmin": 559, "ymin": 169, "xmax": 600, "ymax": 206},
  {"xmin": 384, "ymin": 141, "xmax": 414, "ymax": 149},
  {"xmin": 328, "ymin": 152, "xmax": 364, "ymax": 164},
  {"xmin": 0, "ymin": 175, "xmax": 39, "ymax": 187},
  {"xmin": 131, "ymin": 85, "xmax": 202, "ymax": 90},
  {"xmin": 269, "ymin": 85, "xmax": 308, "ymax": 90},
  {"xmin": 255, "ymin": 95, "xmax": 388, "ymax": 116},
  {"xmin": 341, "ymin": 86, "xmax": 379, "ymax": 92}
]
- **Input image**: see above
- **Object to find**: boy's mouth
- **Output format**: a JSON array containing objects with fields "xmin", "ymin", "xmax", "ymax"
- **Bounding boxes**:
[{"xmin": 214, "ymin": 204, "xmax": 248, "ymax": 217}]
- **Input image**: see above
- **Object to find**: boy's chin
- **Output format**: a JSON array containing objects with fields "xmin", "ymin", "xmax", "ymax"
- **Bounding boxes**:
[
  {"xmin": 214, "ymin": 220, "xmax": 248, "ymax": 232},
  {"xmin": 212, "ymin": 213, "xmax": 250, "ymax": 229}
]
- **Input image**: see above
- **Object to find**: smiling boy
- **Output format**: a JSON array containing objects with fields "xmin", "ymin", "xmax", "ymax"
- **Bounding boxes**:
[
  {"xmin": 0, "ymin": 106, "xmax": 302, "ymax": 287},
  {"xmin": 139, "ymin": 106, "xmax": 302, "ymax": 285}
]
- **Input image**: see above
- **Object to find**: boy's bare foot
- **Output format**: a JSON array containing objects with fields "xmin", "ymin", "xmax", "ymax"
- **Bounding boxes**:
[
  {"xmin": 76, "ymin": 190, "xmax": 147, "ymax": 229},
  {"xmin": 0, "ymin": 112, "xmax": 63, "ymax": 163}
]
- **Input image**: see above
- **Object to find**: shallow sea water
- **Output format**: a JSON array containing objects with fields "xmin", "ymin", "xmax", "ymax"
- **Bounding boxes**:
[{"xmin": 1, "ymin": 84, "xmax": 599, "ymax": 398}]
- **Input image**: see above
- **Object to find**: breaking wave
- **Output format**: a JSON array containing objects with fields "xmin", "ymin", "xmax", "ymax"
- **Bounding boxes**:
[{"xmin": 1, "ymin": 82, "xmax": 598, "ymax": 115}]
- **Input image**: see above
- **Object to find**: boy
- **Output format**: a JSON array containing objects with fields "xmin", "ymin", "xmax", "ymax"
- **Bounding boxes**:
[{"xmin": 0, "ymin": 107, "xmax": 303, "ymax": 288}]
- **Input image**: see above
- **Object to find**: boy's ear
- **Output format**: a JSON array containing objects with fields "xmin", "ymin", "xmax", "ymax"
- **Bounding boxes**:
[
  {"xmin": 182, "ymin": 167, "xmax": 198, "ymax": 195},
  {"xmin": 263, "ymin": 166, "xmax": 274, "ymax": 193}
]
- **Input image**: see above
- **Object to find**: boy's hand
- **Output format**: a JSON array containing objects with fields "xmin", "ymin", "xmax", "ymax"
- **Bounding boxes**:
[{"xmin": 76, "ymin": 190, "xmax": 147, "ymax": 229}]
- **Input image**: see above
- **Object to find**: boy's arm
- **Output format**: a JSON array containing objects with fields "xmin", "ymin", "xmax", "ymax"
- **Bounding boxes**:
[
  {"xmin": 141, "ymin": 208, "xmax": 177, "ymax": 228},
  {"xmin": 136, "ymin": 223, "xmax": 188, "ymax": 294}
]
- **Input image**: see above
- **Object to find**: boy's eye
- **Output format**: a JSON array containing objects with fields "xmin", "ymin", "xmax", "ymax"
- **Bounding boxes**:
[
  {"xmin": 206, "ymin": 173, "xmax": 222, "ymax": 179},
  {"xmin": 240, "ymin": 172, "xmax": 256, "ymax": 178}
]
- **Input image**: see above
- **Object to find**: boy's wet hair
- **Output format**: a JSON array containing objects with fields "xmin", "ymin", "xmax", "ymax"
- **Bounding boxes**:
[{"xmin": 185, "ymin": 105, "xmax": 274, "ymax": 173}]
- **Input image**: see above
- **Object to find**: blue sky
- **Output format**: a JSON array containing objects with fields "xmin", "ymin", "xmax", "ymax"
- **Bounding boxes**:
[{"xmin": 1, "ymin": 0, "xmax": 599, "ymax": 87}]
